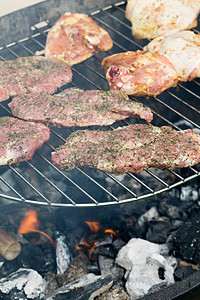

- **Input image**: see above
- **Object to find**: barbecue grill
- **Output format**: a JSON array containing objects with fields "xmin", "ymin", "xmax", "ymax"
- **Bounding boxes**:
[{"xmin": 0, "ymin": 0, "xmax": 199, "ymax": 208}]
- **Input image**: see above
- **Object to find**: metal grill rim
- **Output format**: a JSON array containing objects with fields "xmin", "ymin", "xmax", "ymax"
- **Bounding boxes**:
[{"xmin": 0, "ymin": 1, "xmax": 199, "ymax": 207}]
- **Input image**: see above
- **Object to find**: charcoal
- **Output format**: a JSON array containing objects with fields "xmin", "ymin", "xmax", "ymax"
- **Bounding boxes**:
[
  {"xmin": 0, "ymin": 268, "xmax": 46, "ymax": 299},
  {"xmin": 55, "ymin": 232, "xmax": 71, "ymax": 275},
  {"xmin": 56, "ymin": 251, "xmax": 89, "ymax": 287},
  {"xmin": 87, "ymin": 261, "xmax": 100, "ymax": 275},
  {"xmin": 98, "ymin": 255, "xmax": 124, "ymax": 281},
  {"xmin": 173, "ymin": 209, "xmax": 200, "ymax": 264},
  {"xmin": 146, "ymin": 221, "xmax": 177, "ymax": 244},
  {"xmin": 174, "ymin": 266, "xmax": 195, "ymax": 281},
  {"xmin": 95, "ymin": 286, "xmax": 129, "ymax": 300},
  {"xmin": 44, "ymin": 271, "xmax": 59, "ymax": 296},
  {"xmin": 112, "ymin": 239, "xmax": 126, "ymax": 252},
  {"xmin": 44, "ymin": 273, "xmax": 113, "ymax": 300},
  {"xmin": 116, "ymin": 238, "xmax": 177, "ymax": 299}
]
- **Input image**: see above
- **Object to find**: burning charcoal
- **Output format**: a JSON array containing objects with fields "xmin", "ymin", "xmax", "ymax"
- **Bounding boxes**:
[
  {"xmin": 180, "ymin": 185, "xmax": 199, "ymax": 202},
  {"xmin": 116, "ymin": 238, "xmax": 177, "ymax": 299},
  {"xmin": 44, "ymin": 273, "xmax": 113, "ymax": 300},
  {"xmin": 146, "ymin": 220, "xmax": 177, "ymax": 244},
  {"xmin": 95, "ymin": 286, "xmax": 129, "ymax": 300},
  {"xmin": 55, "ymin": 231, "xmax": 71, "ymax": 275},
  {"xmin": 92, "ymin": 246, "xmax": 116, "ymax": 259},
  {"xmin": 173, "ymin": 209, "xmax": 200, "ymax": 264},
  {"xmin": 112, "ymin": 239, "xmax": 126, "ymax": 252},
  {"xmin": 87, "ymin": 260, "xmax": 100, "ymax": 275},
  {"xmin": 56, "ymin": 251, "xmax": 89, "ymax": 287},
  {"xmin": 158, "ymin": 195, "xmax": 190, "ymax": 220},
  {"xmin": 138, "ymin": 206, "xmax": 160, "ymax": 228},
  {"xmin": 174, "ymin": 266, "xmax": 195, "ymax": 281},
  {"xmin": 0, "ymin": 268, "xmax": 46, "ymax": 299},
  {"xmin": 44, "ymin": 271, "xmax": 59, "ymax": 296},
  {"xmin": 98, "ymin": 255, "xmax": 124, "ymax": 281}
]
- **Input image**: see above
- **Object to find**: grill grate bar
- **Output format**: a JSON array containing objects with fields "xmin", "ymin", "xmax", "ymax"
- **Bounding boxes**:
[
  {"xmin": 103, "ymin": 172, "xmax": 137, "ymax": 198},
  {"xmin": 167, "ymin": 89, "xmax": 200, "ymax": 115},
  {"xmin": 126, "ymin": 172, "xmax": 154, "ymax": 193},
  {"xmin": 26, "ymin": 159, "xmax": 76, "ymax": 206},
  {"xmin": 0, "ymin": 176, "xmax": 25, "ymax": 201},
  {"xmin": 154, "ymin": 96, "xmax": 200, "ymax": 129},
  {"xmin": 144, "ymin": 170, "xmax": 170, "ymax": 187},
  {"xmin": 8, "ymin": 165, "xmax": 51, "ymax": 204}
]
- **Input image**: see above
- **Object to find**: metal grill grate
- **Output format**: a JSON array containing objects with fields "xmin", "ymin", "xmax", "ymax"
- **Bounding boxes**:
[{"xmin": 0, "ymin": 1, "xmax": 199, "ymax": 207}]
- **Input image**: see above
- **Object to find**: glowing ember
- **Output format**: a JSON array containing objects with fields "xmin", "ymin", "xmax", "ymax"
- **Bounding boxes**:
[
  {"xmin": 85, "ymin": 221, "xmax": 100, "ymax": 233},
  {"xmin": 18, "ymin": 209, "xmax": 56, "ymax": 249}
]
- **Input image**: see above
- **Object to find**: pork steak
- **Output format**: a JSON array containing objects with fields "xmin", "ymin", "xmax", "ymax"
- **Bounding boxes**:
[
  {"xmin": 52, "ymin": 124, "xmax": 200, "ymax": 174},
  {"xmin": 0, "ymin": 117, "xmax": 50, "ymax": 165},
  {"xmin": 9, "ymin": 88, "xmax": 153, "ymax": 126},
  {"xmin": 0, "ymin": 56, "xmax": 72, "ymax": 102}
]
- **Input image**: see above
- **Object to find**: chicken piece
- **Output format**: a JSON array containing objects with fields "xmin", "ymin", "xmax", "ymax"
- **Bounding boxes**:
[
  {"xmin": 102, "ymin": 50, "xmax": 178, "ymax": 96},
  {"xmin": 144, "ymin": 30, "xmax": 200, "ymax": 81},
  {"xmin": 126, "ymin": 0, "xmax": 200, "ymax": 39},
  {"xmin": 45, "ymin": 12, "xmax": 113, "ymax": 66}
]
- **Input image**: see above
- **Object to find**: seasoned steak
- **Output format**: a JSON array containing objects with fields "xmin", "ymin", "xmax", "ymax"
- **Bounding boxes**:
[
  {"xmin": 9, "ymin": 88, "xmax": 153, "ymax": 126},
  {"xmin": 0, "ymin": 117, "xmax": 50, "ymax": 165},
  {"xmin": 51, "ymin": 124, "xmax": 200, "ymax": 174},
  {"xmin": 0, "ymin": 56, "xmax": 72, "ymax": 102}
]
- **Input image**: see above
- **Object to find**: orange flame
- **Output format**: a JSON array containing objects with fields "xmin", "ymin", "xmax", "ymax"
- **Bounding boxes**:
[
  {"xmin": 18, "ymin": 209, "xmax": 56, "ymax": 250},
  {"xmin": 85, "ymin": 221, "xmax": 100, "ymax": 233},
  {"xmin": 104, "ymin": 229, "xmax": 119, "ymax": 238}
]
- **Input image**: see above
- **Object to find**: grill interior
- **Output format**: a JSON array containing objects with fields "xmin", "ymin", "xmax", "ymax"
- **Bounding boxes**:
[{"xmin": 0, "ymin": 1, "xmax": 199, "ymax": 207}]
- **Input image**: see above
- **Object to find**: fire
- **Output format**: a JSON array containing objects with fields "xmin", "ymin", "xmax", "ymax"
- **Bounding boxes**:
[
  {"xmin": 104, "ymin": 229, "xmax": 119, "ymax": 238},
  {"xmin": 77, "ymin": 221, "xmax": 119, "ymax": 259},
  {"xmin": 18, "ymin": 209, "xmax": 56, "ymax": 250},
  {"xmin": 85, "ymin": 221, "xmax": 100, "ymax": 233}
]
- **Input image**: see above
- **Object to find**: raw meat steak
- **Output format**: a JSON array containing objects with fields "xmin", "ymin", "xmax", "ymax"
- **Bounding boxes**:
[
  {"xmin": 52, "ymin": 124, "xmax": 200, "ymax": 174},
  {"xmin": 9, "ymin": 88, "xmax": 153, "ymax": 126},
  {"xmin": 0, "ymin": 117, "xmax": 50, "ymax": 165},
  {"xmin": 0, "ymin": 56, "xmax": 72, "ymax": 102}
]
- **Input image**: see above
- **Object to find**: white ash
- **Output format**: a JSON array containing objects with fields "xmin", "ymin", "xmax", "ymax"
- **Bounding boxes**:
[
  {"xmin": 0, "ymin": 268, "xmax": 46, "ymax": 299},
  {"xmin": 55, "ymin": 232, "xmax": 71, "ymax": 275},
  {"xmin": 44, "ymin": 273, "xmax": 113, "ymax": 300},
  {"xmin": 116, "ymin": 238, "xmax": 177, "ymax": 299},
  {"xmin": 180, "ymin": 185, "xmax": 199, "ymax": 202},
  {"xmin": 137, "ymin": 206, "xmax": 159, "ymax": 227}
]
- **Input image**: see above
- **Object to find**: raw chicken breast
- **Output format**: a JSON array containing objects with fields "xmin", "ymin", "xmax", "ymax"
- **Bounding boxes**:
[
  {"xmin": 102, "ymin": 50, "xmax": 178, "ymax": 96},
  {"xmin": 144, "ymin": 30, "xmax": 200, "ymax": 81},
  {"xmin": 45, "ymin": 12, "xmax": 113, "ymax": 66},
  {"xmin": 126, "ymin": 0, "xmax": 200, "ymax": 39}
]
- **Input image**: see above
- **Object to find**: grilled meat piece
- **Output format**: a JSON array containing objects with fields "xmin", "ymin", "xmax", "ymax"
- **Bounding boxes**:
[
  {"xmin": 102, "ymin": 51, "xmax": 178, "ymax": 96},
  {"xmin": 0, "ymin": 117, "xmax": 50, "ymax": 166},
  {"xmin": 144, "ymin": 30, "xmax": 200, "ymax": 81},
  {"xmin": 52, "ymin": 124, "xmax": 200, "ymax": 174},
  {"xmin": 45, "ymin": 12, "xmax": 113, "ymax": 66},
  {"xmin": 9, "ymin": 88, "xmax": 153, "ymax": 126},
  {"xmin": 0, "ymin": 56, "xmax": 72, "ymax": 102},
  {"xmin": 126, "ymin": 0, "xmax": 200, "ymax": 39}
]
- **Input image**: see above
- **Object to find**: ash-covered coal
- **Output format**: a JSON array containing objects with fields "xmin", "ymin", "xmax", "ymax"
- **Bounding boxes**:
[{"xmin": 0, "ymin": 176, "xmax": 199, "ymax": 299}]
